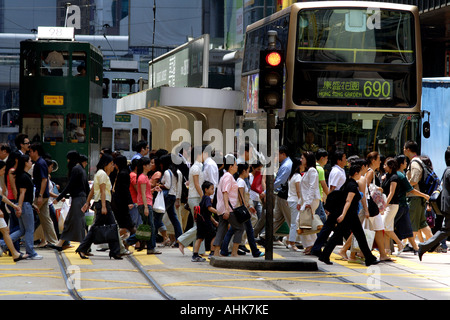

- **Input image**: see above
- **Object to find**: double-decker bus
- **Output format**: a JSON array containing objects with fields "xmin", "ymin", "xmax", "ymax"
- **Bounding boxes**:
[
  {"xmin": 19, "ymin": 34, "xmax": 103, "ymax": 182},
  {"xmin": 242, "ymin": 1, "xmax": 421, "ymax": 159}
]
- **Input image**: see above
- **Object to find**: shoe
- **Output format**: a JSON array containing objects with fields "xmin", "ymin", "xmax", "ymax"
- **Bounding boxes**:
[
  {"xmin": 396, "ymin": 243, "xmax": 405, "ymax": 256},
  {"xmin": 13, "ymin": 253, "xmax": 27, "ymax": 262},
  {"xmin": 418, "ymin": 244, "xmax": 425, "ymax": 261},
  {"xmin": 75, "ymin": 251, "xmax": 89, "ymax": 259},
  {"xmin": 365, "ymin": 258, "xmax": 380, "ymax": 266},
  {"xmin": 96, "ymin": 247, "xmax": 109, "ymax": 252},
  {"xmin": 110, "ymin": 255, "xmax": 123, "ymax": 260},
  {"xmin": 239, "ymin": 245, "xmax": 250, "ymax": 253},
  {"xmin": 120, "ymin": 250, "xmax": 132, "ymax": 256},
  {"xmin": 237, "ymin": 249, "xmax": 246, "ymax": 255},
  {"xmin": 48, "ymin": 244, "xmax": 63, "ymax": 252},
  {"xmin": 402, "ymin": 244, "xmax": 414, "ymax": 252},
  {"xmin": 253, "ymin": 251, "xmax": 265, "ymax": 258},
  {"xmin": 28, "ymin": 254, "xmax": 43, "ymax": 260},
  {"xmin": 147, "ymin": 249, "xmax": 162, "ymax": 255},
  {"xmin": 288, "ymin": 244, "xmax": 301, "ymax": 252},
  {"xmin": 191, "ymin": 256, "xmax": 206, "ymax": 262},
  {"xmin": 318, "ymin": 256, "xmax": 333, "ymax": 265}
]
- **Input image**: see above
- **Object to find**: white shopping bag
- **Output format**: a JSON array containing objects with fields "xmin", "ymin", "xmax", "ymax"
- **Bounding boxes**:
[
  {"xmin": 351, "ymin": 219, "xmax": 375, "ymax": 252},
  {"xmin": 153, "ymin": 191, "xmax": 166, "ymax": 213}
]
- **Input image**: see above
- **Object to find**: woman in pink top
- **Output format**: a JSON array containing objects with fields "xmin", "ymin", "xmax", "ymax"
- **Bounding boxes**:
[
  {"xmin": 128, "ymin": 158, "xmax": 141, "ymax": 228},
  {"xmin": 136, "ymin": 157, "xmax": 161, "ymax": 254},
  {"xmin": 213, "ymin": 154, "xmax": 245, "ymax": 257}
]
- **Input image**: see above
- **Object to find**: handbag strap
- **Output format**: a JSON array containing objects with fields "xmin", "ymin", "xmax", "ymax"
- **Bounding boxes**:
[{"xmin": 228, "ymin": 190, "xmax": 246, "ymax": 211}]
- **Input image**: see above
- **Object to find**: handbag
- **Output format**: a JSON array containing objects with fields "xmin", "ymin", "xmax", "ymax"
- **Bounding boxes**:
[
  {"xmin": 277, "ymin": 182, "xmax": 289, "ymax": 200},
  {"xmin": 299, "ymin": 207, "xmax": 313, "ymax": 229},
  {"xmin": 351, "ymin": 219, "xmax": 375, "ymax": 252},
  {"xmin": 135, "ymin": 216, "xmax": 152, "ymax": 241},
  {"xmin": 153, "ymin": 191, "xmax": 166, "ymax": 213},
  {"xmin": 92, "ymin": 223, "xmax": 118, "ymax": 244},
  {"xmin": 229, "ymin": 192, "xmax": 251, "ymax": 223},
  {"xmin": 297, "ymin": 212, "xmax": 323, "ymax": 235},
  {"xmin": 367, "ymin": 191, "xmax": 380, "ymax": 217}
]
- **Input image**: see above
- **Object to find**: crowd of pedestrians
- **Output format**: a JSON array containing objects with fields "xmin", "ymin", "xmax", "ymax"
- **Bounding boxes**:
[{"xmin": 0, "ymin": 133, "xmax": 449, "ymax": 266}]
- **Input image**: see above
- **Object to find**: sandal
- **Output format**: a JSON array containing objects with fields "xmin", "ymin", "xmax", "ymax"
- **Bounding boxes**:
[{"xmin": 13, "ymin": 253, "xmax": 27, "ymax": 262}]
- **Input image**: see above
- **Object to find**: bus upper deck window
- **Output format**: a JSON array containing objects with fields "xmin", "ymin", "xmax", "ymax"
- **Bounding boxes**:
[{"xmin": 41, "ymin": 51, "xmax": 69, "ymax": 76}]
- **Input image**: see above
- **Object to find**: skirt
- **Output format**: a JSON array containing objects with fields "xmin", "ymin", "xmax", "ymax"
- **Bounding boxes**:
[{"xmin": 60, "ymin": 196, "xmax": 87, "ymax": 243}]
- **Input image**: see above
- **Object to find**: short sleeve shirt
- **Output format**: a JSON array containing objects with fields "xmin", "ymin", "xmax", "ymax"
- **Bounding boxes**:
[
  {"xmin": 328, "ymin": 165, "xmax": 346, "ymax": 190},
  {"xmin": 188, "ymin": 161, "xmax": 204, "ymax": 199},
  {"xmin": 396, "ymin": 171, "xmax": 413, "ymax": 206},
  {"xmin": 406, "ymin": 158, "xmax": 423, "ymax": 195},
  {"xmin": 216, "ymin": 172, "xmax": 239, "ymax": 215},
  {"xmin": 137, "ymin": 174, "xmax": 153, "ymax": 206},
  {"xmin": 382, "ymin": 173, "xmax": 399, "ymax": 204},
  {"xmin": 16, "ymin": 172, "xmax": 34, "ymax": 203},
  {"xmin": 33, "ymin": 157, "xmax": 49, "ymax": 198},
  {"xmin": 316, "ymin": 163, "xmax": 325, "ymax": 197},
  {"xmin": 287, "ymin": 173, "xmax": 302, "ymax": 202},
  {"xmin": 342, "ymin": 179, "xmax": 361, "ymax": 216},
  {"xmin": 93, "ymin": 169, "xmax": 112, "ymax": 202}
]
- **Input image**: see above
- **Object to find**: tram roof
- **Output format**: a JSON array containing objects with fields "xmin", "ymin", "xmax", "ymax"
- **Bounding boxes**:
[{"xmin": 0, "ymin": 33, "xmax": 129, "ymax": 56}]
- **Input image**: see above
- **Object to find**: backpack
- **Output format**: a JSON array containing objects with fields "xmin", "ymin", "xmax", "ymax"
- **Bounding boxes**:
[
  {"xmin": 411, "ymin": 158, "xmax": 440, "ymax": 196},
  {"xmin": 324, "ymin": 189, "xmax": 346, "ymax": 215}
]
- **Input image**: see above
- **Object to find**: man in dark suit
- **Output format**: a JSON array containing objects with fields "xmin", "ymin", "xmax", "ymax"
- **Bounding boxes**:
[{"xmin": 418, "ymin": 146, "xmax": 450, "ymax": 261}]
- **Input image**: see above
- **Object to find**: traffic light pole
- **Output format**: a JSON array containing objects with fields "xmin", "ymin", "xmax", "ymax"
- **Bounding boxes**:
[{"xmin": 265, "ymin": 108, "xmax": 276, "ymax": 261}]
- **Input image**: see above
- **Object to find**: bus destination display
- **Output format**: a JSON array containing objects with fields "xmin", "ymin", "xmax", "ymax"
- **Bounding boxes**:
[{"xmin": 317, "ymin": 78, "xmax": 393, "ymax": 100}]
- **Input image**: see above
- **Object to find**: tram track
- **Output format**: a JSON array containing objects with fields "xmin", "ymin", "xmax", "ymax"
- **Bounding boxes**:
[{"xmin": 54, "ymin": 249, "xmax": 175, "ymax": 300}]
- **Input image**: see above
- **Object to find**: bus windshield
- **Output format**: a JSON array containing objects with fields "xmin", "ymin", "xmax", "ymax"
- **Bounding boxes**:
[
  {"xmin": 284, "ymin": 111, "xmax": 420, "ymax": 159},
  {"xmin": 297, "ymin": 8, "xmax": 414, "ymax": 64}
]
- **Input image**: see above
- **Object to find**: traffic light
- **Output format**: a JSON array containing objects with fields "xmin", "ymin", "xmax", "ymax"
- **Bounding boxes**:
[{"xmin": 259, "ymin": 49, "xmax": 284, "ymax": 110}]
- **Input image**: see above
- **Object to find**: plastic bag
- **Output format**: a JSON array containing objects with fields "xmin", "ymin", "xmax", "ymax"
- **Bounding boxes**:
[
  {"xmin": 368, "ymin": 184, "xmax": 387, "ymax": 213},
  {"xmin": 351, "ymin": 219, "xmax": 375, "ymax": 252},
  {"xmin": 153, "ymin": 191, "xmax": 166, "ymax": 213}
]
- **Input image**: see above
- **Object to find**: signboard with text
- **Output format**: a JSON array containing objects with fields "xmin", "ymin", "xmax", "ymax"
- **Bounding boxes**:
[{"xmin": 148, "ymin": 35, "xmax": 209, "ymax": 89}]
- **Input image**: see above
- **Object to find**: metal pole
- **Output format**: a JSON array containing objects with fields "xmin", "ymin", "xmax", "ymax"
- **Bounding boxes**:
[{"xmin": 265, "ymin": 109, "xmax": 276, "ymax": 260}]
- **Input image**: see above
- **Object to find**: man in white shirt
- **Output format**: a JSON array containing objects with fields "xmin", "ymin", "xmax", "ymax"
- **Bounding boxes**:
[
  {"xmin": 202, "ymin": 147, "xmax": 219, "ymax": 199},
  {"xmin": 328, "ymin": 150, "xmax": 347, "ymax": 192}
]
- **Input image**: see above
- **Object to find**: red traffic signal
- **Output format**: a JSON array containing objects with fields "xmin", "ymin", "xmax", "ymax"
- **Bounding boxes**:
[
  {"xmin": 259, "ymin": 49, "xmax": 284, "ymax": 110},
  {"xmin": 265, "ymin": 51, "xmax": 282, "ymax": 67}
]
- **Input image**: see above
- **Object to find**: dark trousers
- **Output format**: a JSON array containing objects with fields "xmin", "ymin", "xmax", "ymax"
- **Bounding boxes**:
[
  {"xmin": 320, "ymin": 211, "xmax": 376, "ymax": 263},
  {"xmin": 77, "ymin": 201, "xmax": 120, "ymax": 257},
  {"xmin": 312, "ymin": 210, "xmax": 340, "ymax": 253},
  {"xmin": 420, "ymin": 213, "xmax": 450, "ymax": 253}
]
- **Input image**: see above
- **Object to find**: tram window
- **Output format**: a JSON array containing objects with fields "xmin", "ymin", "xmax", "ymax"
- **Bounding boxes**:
[
  {"xmin": 112, "ymin": 79, "xmax": 136, "ymax": 99},
  {"xmin": 22, "ymin": 115, "xmax": 41, "ymax": 142},
  {"xmin": 66, "ymin": 114, "xmax": 87, "ymax": 143},
  {"xmin": 132, "ymin": 128, "xmax": 148, "ymax": 151},
  {"xmin": 101, "ymin": 127, "xmax": 113, "ymax": 150},
  {"xmin": 114, "ymin": 129, "xmax": 130, "ymax": 151},
  {"xmin": 43, "ymin": 115, "xmax": 64, "ymax": 142},
  {"xmin": 41, "ymin": 51, "xmax": 69, "ymax": 76},
  {"xmin": 103, "ymin": 78, "xmax": 110, "ymax": 98},
  {"xmin": 72, "ymin": 51, "xmax": 87, "ymax": 77},
  {"xmin": 22, "ymin": 49, "xmax": 38, "ymax": 77}
]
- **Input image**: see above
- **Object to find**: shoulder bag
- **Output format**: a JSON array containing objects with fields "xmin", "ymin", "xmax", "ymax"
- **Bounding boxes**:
[{"xmin": 229, "ymin": 191, "xmax": 251, "ymax": 223}]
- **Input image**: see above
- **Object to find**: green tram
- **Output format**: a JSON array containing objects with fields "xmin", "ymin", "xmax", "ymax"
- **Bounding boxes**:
[{"xmin": 19, "ymin": 39, "xmax": 103, "ymax": 182}]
